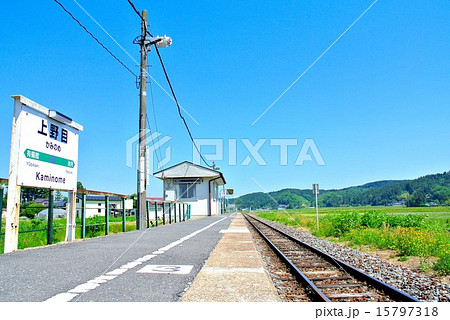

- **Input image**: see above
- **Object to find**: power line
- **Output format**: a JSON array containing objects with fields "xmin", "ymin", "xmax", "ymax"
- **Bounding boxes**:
[
  {"xmin": 127, "ymin": 2, "xmax": 213, "ymax": 168},
  {"xmin": 126, "ymin": 0, "xmax": 144, "ymax": 21},
  {"xmin": 148, "ymin": 73, "xmax": 165, "ymax": 167},
  {"xmin": 153, "ymin": 45, "xmax": 214, "ymax": 168},
  {"xmin": 126, "ymin": 0, "xmax": 148, "ymax": 35},
  {"xmin": 59, "ymin": 0, "xmax": 212, "ymax": 169},
  {"xmin": 53, "ymin": 0, "xmax": 137, "ymax": 78},
  {"xmin": 146, "ymin": 114, "xmax": 162, "ymax": 168}
]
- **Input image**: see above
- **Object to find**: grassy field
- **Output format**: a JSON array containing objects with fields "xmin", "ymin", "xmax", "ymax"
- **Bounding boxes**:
[
  {"xmin": 255, "ymin": 206, "xmax": 450, "ymax": 275},
  {"xmin": 0, "ymin": 215, "xmax": 139, "ymax": 254}
]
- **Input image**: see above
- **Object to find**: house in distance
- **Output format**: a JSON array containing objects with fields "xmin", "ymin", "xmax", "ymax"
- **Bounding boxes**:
[{"xmin": 154, "ymin": 161, "xmax": 226, "ymax": 217}]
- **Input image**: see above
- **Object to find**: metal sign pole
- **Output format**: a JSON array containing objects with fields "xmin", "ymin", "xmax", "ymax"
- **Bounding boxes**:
[
  {"xmin": 313, "ymin": 183, "xmax": 319, "ymax": 230},
  {"xmin": 315, "ymin": 192, "xmax": 319, "ymax": 230}
]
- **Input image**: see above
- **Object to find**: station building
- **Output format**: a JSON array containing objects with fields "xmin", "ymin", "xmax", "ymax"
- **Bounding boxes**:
[{"xmin": 154, "ymin": 161, "xmax": 226, "ymax": 217}]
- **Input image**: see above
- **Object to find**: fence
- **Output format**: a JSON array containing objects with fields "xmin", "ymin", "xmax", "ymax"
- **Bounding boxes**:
[{"xmin": 0, "ymin": 178, "xmax": 191, "ymax": 253}]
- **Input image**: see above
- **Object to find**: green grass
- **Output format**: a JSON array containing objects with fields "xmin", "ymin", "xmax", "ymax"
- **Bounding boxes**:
[
  {"xmin": 0, "ymin": 215, "xmax": 142, "ymax": 254},
  {"xmin": 0, "ymin": 213, "xmax": 179, "ymax": 254},
  {"xmin": 256, "ymin": 206, "xmax": 450, "ymax": 275}
]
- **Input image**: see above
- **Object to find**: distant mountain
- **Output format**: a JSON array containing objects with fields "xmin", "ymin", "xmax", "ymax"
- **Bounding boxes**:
[{"xmin": 231, "ymin": 171, "xmax": 450, "ymax": 209}]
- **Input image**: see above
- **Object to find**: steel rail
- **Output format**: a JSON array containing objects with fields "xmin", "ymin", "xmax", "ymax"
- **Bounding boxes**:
[
  {"xmin": 244, "ymin": 213, "xmax": 420, "ymax": 302},
  {"xmin": 245, "ymin": 214, "xmax": 329, "ymax": 302}
]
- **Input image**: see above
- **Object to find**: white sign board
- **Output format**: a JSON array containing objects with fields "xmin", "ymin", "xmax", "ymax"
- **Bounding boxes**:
[
  {"xmin": 125, "ymin": 199, "xmax": 133, "ymax": 210},
  {"xmin": 165, "ymin": 190, "xmax": 176, "ymax": 202},
  {"xmin": 14, "ymin": 97, "xmax": 82, "ymax": 191},
  {"xmin": 312, "ymin": 183, "xmax": 319, "ymax": 195}
]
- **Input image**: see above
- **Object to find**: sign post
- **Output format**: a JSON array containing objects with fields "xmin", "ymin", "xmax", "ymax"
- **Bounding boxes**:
[
  {"xmin": 4, "ymin": 96, "xmax": 82, "ymax": 253},
  {"xmin": 312, "ymin": 183, "xmax": 319, "ymax": 230}
]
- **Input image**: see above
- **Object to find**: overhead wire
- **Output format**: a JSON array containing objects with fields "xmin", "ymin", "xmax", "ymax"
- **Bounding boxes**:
[
  {"xmin": 126, "ymin": 0, "xmax": 165, "ymax": 168},
  {"xmin": 56, "ymin": 0, "xmax": 214, "ymax": 169},
  {"xmin": 127, "ymin": 3, "xmax": 213, "ymax": 168},
  {"xmin": 126, "ymin": 0, "xmax": 148, "ymax": 37},
  {"xmin": 53, "ymin": 0, "xmax": 138, "ymax": 79},
  {"xmin": 152, "ymin": 44, "xmax": 214, "ymax": 169},
  {"xmin": 148, "ymin": 72, "xmax": 165, "ymax": 167}
]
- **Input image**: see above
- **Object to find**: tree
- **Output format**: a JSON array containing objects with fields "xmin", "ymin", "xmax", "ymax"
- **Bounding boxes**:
[
  {"xmin": 20, "ymin": 202, "xmax": 46, "ymax": 219},
  {"xmin": 1, "ymin": 189, "xmax": 6, "ymax": 208},
  {"xmin": 21, "ymin": 186, "xmax": 48, "ymax": 203},
  {"xmin": 55, "ymin": 190, "xmax": 63, "ymax": 201},
  {"xmin": 406, "ymin": 191, "xmax": 426, "ymax": 207},
  {"xmin": 77, "ymin": 181, "xmax": 86, "ymax": 191}
]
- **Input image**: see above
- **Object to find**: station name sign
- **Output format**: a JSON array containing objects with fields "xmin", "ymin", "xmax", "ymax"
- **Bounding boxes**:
[{"xmin": 12, "ymin": 96, "xmax": 83, "ymax": 191}]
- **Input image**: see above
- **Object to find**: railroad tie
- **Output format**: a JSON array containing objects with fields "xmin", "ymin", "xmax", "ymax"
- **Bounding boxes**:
[
  {"xmin": 327, "ymin": 292, "xmax": 377, "ymax": 299},
  {"xmin": 315, "ymin": 283, "xmax": 361, "ymax": 289}
]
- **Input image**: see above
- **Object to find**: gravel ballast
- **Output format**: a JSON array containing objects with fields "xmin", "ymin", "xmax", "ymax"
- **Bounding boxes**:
[{"xmin": 254, "ymin": 216, "xmax": 450, "ymax": 302}]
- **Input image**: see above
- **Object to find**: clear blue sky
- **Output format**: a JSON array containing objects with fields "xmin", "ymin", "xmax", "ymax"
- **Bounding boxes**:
[{"xmin": 1, "ymin": 0, "xmax": 449, "ymax": 197}]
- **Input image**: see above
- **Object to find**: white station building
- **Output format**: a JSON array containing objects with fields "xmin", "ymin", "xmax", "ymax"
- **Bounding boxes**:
[{"xmin": 154, "ymin": 161, "xmax": 226, "ymax": 217}]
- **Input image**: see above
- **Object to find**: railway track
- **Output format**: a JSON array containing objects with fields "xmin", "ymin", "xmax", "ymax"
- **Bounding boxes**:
[{"xmin": 244, "ymin": 213, "xmax": 420, "ymax": 302}]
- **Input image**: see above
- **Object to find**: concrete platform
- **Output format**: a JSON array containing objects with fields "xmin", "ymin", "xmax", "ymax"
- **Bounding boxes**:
[
  {"xmin": 181, "ymin": 213, "xmax": 280, "ymax": 302},
  {"xmin": 0, "ymin": 215, "xmax": 232, "ymax": 302}
]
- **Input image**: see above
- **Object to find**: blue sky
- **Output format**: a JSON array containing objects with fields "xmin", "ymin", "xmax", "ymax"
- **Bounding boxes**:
[{"xmin": 1, "ymin": 0, "xmax": 449, "ymax": 197}]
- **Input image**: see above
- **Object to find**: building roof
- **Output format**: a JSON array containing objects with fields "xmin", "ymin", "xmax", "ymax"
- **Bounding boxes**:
[
  {"xmin": 147, "ymin": 197, "xmax": 164, "ymax": 204},
  {"xmin": 154, "ymin": 161, "xmax": 226, "ymax": 185},
  {"xmin": 77, "ymin": 195, "xmax": 123, "ymax": 202}
]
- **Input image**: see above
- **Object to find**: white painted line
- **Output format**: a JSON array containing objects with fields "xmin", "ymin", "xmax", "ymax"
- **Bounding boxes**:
[
  {"xmin": 141, "ymin": 254, "xmax": 157, "ymax": 260},
  {"xmin": 137, "ymin": 265, "xmax": 194, "ymax": 275},
  {"xmin": 93, "ymin": 275, "xmax": 117, "ymax": 282},
  {"xmin": 45, "ymin": 292, "xmax": 78, "ymax": 302},
  {"xmin": 220, "ymin": 228, "xmax": 249, "ymax": 233},
  {"xmin": 68, "ymin": 282, "xmax": 100, "ymax": 293},
  {"xmin": 203, "ymin": 267, "xmax": 265, "ymax": 273},
  {"xmin": 45, "ymin": 216, "xmax": 228, "ymax": 301},
  {"xmin": 105, "ymin": 268, "xmax": 128, "ymax": 276},
  {"xmin": 120, "ymin": 261, "xmax": 142, "ymax": 269}
]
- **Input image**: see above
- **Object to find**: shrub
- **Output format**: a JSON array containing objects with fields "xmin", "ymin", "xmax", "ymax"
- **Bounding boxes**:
[
  {"xmin": 394, "ymin": 227, "xmax": 437, "ymax": 257},
  {"xmin": 360, "ymin": 211, "xmax": 388, "ymax": 228},
  {"xmin": 84, "ymin": 215, "xmax": 106, "ymax": 237},
  {"xmin": 20, "ymin": 202, "xmax": 47, "ymax": 219},
  {"xmin": 328, "ymin": 212, "xmax": 361, "ymax": 236},
  {"xmin": 387, "ymin": 214, "xmax": 427, "ymax": 228},
  {"xmin": 433, "ymin": 253, "xmax": 450, "ymax": 275}
]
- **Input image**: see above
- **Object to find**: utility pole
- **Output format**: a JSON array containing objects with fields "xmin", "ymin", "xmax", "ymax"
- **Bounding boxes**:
[{"xmin": 137, "ymin": 10, "xmax": 148, "ymax": 230}]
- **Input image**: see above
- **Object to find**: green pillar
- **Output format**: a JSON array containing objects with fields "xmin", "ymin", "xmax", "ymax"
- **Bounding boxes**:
[
  {"xmin": 174, "ymin": 203, "xmax": 177, "ymax": 223},
  {"xmin": 47, "ymin": 189, "xmax": 54, "ymax": 245},
  {"xmin": 0, "ymin": 186, "xmax": 4, "ymax": 235},
  {"xmin": 155, "ymin": 203, "xmax": 158, "ymax": 227},
  {"xmin": 162, "ymin": 203, "xmax": 165, "ymax": 225},
  {"xmin": 178, "ymin": 203, "xmax": 181, "ymax": 222},
  {"xmin": 169, "ymin": 203, "xmax": 172, "ymax": 224},
  {"xmin": 105, "ymin": 196, "xmax": 110, "ymax": 235},
  {"xmin": 81, "ymin": 194, "xmax": 86, "ymax": 239},
  {"xmin": 146, "ymin": 201, "xmax": 150, "ymax": 228},
  {"xmin": 182, "ymin": 204, "xmax": 185, "ymax": 221},
  {"xmin": 122, "ymin": 198, "xmax": 126, "ymax": 233},
  {"xmin": 135, "ymin": 196, "xmax": 139, "ymax": 230}
]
